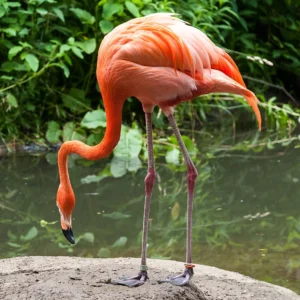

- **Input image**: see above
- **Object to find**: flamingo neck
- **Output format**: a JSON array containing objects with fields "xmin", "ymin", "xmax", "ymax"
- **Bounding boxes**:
[{"xmin": 58, "ymin": 98, "xmax": 124, "ymax": 189}]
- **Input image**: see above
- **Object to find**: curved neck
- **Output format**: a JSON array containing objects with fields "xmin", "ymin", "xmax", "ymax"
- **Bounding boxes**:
[{"xmin": 58, "ymin": 98, "xmax": 124, "ymax": 188}]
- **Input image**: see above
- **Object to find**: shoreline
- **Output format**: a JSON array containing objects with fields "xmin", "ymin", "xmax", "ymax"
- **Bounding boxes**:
[{"xmin": 1, "ymin": 256, "xmax": 299, "ymax": 300}]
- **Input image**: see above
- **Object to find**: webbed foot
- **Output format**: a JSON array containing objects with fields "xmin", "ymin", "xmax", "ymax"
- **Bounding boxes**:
[
  {"xmin": 158, "ymin": 266, "xmax": 194, "ymax": 286},
  {"xmin": 111, "ymin": 270, "xmax": 148, "ymax": 287}
]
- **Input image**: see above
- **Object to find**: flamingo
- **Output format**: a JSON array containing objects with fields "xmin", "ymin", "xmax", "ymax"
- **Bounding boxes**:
[{"xmin": 56, "ymin": 13, "xmax": 261, "ymax": 287}]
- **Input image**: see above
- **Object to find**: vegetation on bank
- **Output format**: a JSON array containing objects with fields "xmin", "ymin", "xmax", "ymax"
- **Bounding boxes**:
[{"xmin": 0, "ymin": 0, "xmax": 299, "ymax": 147}]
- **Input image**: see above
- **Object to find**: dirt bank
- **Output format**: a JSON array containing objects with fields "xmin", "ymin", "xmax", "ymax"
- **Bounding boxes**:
[{"xmin": 0, "ymin": 257, "xmax": 299, "ymax": 300}]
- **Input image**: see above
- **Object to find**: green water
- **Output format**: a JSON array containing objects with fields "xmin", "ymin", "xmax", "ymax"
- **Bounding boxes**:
[{"xmin": 0, "ymin": 132, "xmax": 299, "ymax": 294}]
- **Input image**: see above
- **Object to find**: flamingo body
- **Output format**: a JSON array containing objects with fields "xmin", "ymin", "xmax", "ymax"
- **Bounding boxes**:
[
  {"xmin": 56, "ymin": 13, "xmax": 262, "ymax": 286},
  {"xmin": 97, "ymin": 13, "xmax": 261, "ymax": 126}
]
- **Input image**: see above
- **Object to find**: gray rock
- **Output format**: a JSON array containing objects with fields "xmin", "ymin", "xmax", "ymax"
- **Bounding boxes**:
[{"xmin": 0, "ymin": 257, "xmax": 298, "ymax": 300}]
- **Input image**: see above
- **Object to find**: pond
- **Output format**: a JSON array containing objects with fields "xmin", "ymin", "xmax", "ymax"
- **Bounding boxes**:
[{"xmin": 0, "ymin": 129, "xmax": 299, "ymax": 294}]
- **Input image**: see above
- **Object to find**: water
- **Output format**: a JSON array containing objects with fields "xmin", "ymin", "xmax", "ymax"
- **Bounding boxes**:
[{"xmin": 0, "ymin": 132, "xmax": 299, "ymax": 294}]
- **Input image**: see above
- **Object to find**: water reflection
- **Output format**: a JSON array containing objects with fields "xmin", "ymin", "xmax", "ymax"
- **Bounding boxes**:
[{"xmin": 0, "ymin": 140, "xmax": 299, "ymax": 293}]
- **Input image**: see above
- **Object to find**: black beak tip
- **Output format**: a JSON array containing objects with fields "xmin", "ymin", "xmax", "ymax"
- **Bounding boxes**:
[{"xmin": 62, "ymin": 228, "xmax": 75, "ymax": 244}]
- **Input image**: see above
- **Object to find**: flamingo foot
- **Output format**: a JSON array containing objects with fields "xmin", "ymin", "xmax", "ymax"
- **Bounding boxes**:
[
  {"xmin": 158, "ymin": 267, "xmax": 193, "ymax": 286},
  {"xmin": 111, "ymin": 270, "xmax": 148, "ymax": 287}
]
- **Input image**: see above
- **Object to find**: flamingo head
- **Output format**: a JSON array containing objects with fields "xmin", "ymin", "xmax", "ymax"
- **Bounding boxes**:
[{"xmin": 56, "ymin": 185, "xmax": 75, "ymax": 244}]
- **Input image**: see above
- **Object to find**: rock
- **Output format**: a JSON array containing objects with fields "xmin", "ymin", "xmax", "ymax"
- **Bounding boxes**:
[{"xmin": 0, "ymin": 257, "xmax": 298, "ymax": 300}]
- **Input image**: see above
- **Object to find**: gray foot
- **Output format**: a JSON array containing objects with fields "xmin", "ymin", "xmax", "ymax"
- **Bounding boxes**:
[
  {"xmin": 111, "ymin": 270, "xmax": 148, "ymax": 287},
  {"xmin": 158, "ymin": 267, "xmax": 193, "ymax": 286}
]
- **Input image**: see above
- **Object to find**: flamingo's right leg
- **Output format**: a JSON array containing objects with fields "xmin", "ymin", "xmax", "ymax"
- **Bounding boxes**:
[
  {"xmin": 112, "ymin": 112, "xmax": 156, "ymax": 287},
  {"xmin": 158, "ymin": 114, "xmax": 197, "ymax": 286}
]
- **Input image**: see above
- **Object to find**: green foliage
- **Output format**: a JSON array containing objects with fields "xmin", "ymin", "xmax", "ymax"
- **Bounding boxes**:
[
  {"xmin": 81, "ymin": 110, "xmax": 106, "ymax": 129},
  {"xmin": 0, "ymin": 0, "xmax": 299, "ymax": 145},
  {"xmin": 0, "ymin": 0, "xmax": 100, "ymax": 142},
  {"xmin": 227, "ymin": 1, "xmax": 300, "ymax": 82},
  {"xmin": 20, "ymin": 226, "xmax": 38, "ymax": 241},
  {"xmin": 103, "ymin": 125, "xmax": 143, "ymax": 177},
  {"xmin": 166, "ymin": 148, "xmax": 180, "ymax": 165},
  {"xmin": 111, "ymin": 236, "xmax": 128, "ymax": 248}
]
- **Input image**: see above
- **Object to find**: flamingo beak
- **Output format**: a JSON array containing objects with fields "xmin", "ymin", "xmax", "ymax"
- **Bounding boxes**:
[{"xmin": 62, "ymin": 227, "xmax": 75, "ymax": 244}]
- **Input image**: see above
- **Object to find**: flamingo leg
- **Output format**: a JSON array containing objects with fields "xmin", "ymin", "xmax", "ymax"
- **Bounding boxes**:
[
  {"xmin": 112, "ymin": 112, "xmax": 155, "ymax": 287},
  {"xmin": 158, "ymin": 114, "xmax": 198, "ymax": 286}
]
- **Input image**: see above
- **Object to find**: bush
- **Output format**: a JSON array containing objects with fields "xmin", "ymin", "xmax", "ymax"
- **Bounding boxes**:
[{"xmin": 0, "ymin": 0, "xmax": 299, "ymax": 143}]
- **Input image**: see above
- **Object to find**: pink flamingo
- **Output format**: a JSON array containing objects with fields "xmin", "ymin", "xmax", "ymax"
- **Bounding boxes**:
[{"xmin": 56, "ymin": 13, "xmax": 261, "ymax": 287}]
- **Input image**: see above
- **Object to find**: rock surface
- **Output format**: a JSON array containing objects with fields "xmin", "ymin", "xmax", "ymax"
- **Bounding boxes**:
[{"xmin": 0, "ymin": 257, "xmax": 299, "ymax": 300}]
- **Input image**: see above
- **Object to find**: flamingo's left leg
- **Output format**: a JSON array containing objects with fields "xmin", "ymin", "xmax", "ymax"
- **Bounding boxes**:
[
  {"xmin": 158, "ymin": 114, "xmax": 198, "ymax": 286},
  {"xmin": 112, "ymin": 112, "xmax": 156, "ymax": 287}
]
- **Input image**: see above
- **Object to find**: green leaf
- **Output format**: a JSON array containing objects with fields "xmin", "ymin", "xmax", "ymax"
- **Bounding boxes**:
[
  {"xmin": 0, "ymin": 7, "xmax": 6, "ymax": 18},
  {"xmin": 127, "ymin": 156, "xmax": 142, "ymax": 172},
  {"xmin": 52, "ymin": 7, "xmax": 65, "ymax": 22},
  {"xmin": 75, "ymin": 38, "xmax": 96, "ymax": 54},
  {"xmin": 19, "ymin": 42, "xmax": 33, "ymax": 49},
  {"xmin": 102, "ymin": 3, "xmax": 123, "ymax": 19},
  {"xmin": 63, "ymin": 53, "xmax": 72, "ymax": 66},
  {"xmin": 2, "ymin": 17, "xmax": 17, "ymax": 24},
  {"xmin": 113, "ymin": 126, "xmax": 143, "ymax": 158},
  {"xmin": 8, "ymin": 242, "xmax": 21, "ymax": 248},
  {"xmin": 20, "ymin": 226, "xmax": 38, "ymax": 241},
  {"xmin": 63, "ymin": 122, "xmax": 76, "ymax": 141},
  {"xmin": 81, "ymin": 174, "xmax": 108, "ymax": 184},
  {"xmin": 110, "ymin": 126, "xmax": 142, "ymax": 177},
  {"xmin": 60, "ymin": 44, "xmax": 71, "ymax": 54},
  {"xmin": 111, "ymin": 236, "xmax": 128, "ymax": 248},
  {"xmin": 110, "ymin": 157, "xmax": 127, "ymax": 178},
  {"xmin": 141, "ymin": 9, "xmax": 155, "ymax": 16},
  {"xmin": 6, "ymin": 93, "xmax": 18, "ymax": 108},
  {"xmin": 81, "ymin": 110, "xmax": 106, "ymax": 129},
  {"xmin": 99, "ymin": 20, "xmax": 114, "ymax": 34},
  {"xmin": 71, "ymin": 130, "xmax": 86, "ymax": 142},
  {"xmin": 7, "ymin": 230, "xmax": 17, "ymax": 241},
  {"xmin": 2, "ymin": 28, "xmax": 16, "ymax": 36},
  {"xmin": 1, "ymin": 61, "xmax": 27, "ymax": 72},
  {"xmin": 5, "ymin": 190, "xmax": 17, "ymax": 199},
  {"xmin": 102, "ymin": 212, "xmax": 131, "ymax": 219},
  {"xmin": 70, "ymin": 8, "xmax": 95, "ymax": 24},
  {"xmin": 182, "ymin": 136, "xmax": 198, "ymax": 157},
  {"xmin": 25, "ymin": 54, "xmax": 39, "ymax": 72},
  {"xmin": 68, "ymin": 37, "xmax": 75, "ymax": 45},
  {"xmin": 61, "ymin": 63, "xmax": 70, "ymax": 78},
  {"xmin": 171, "ymin": 202, "xmax": 180, "ymax": 221},
  {"xmin": 1, "ymin": 75, "xmax": 14, "ymax": 80},
  {"xmin": 61, "ymin": 88, "xmax": 90, "ymax": 113},
  {"xmin": 86, "ymin": 133, "xmax": 102, "ymax": 146},
  {"xmin": 25, "ymin": 103, "xmax": 35, "ymax": 111},
  {"xmin": 7, "ymin": 2, "xmax": 21, "ymax": 7},
  {"xmin": 19, "ymin": 28, "xmax": 29, "ymax": 37},
  {"xmin": 166, "ymin": 148, "xmax": 180, "ymax": 165},
  {"xmin": 71, "ymin": 46, "xmax": 83, "ymax": 59},
  {"xmin": 127, "ymin": 128, "xmax": 143, "ymax": 157},
  {"xmin": 97, "ymin": 247, "xmax": 111, "ymax": 258},
  {"xmin": 46, "ymin": 121, "xmax": 62, "ymax": 143},
  {"xmin": 125, "ymin": 1, "xmax": 140, "ymax": 18},
  {"xmin": 36, "ymin": 8, "xmax": 48, "ymax": 16},
  {"xmin": 8, "ymin": 46, "xmax": 23, "ymax": 60},
  {"xmin": 239, "ymin": 17, "xmax": 248, "ymax": 31},
  {"xmin": 82, "ymin": 232, "xmax": 94, "ymax": 243}
]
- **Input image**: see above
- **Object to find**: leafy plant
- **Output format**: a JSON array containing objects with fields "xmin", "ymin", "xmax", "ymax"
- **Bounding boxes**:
[{"xmin": 0, "ymin": 0, "xmax": 299, "ymax": 149}]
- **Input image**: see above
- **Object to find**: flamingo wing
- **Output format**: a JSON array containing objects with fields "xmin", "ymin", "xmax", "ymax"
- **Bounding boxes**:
[
  {"xmin": 101, "ymin": 14, "xmax": 244, "ymax": 85},
  {"xmin": 97, "ymin": 13, "xmax": 261, "ymax": 129}
]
